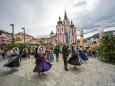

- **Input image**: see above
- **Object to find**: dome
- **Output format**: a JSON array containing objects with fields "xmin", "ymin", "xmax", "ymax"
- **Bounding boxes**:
[{"xmin": 50, "ymin": 31, "xmax": 54, "ymax": 35}]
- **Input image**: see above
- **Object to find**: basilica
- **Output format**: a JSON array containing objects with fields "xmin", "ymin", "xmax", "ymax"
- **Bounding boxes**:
[{"xmin": 49, "ymin": 10, "xmax": 77, "ymax": 45}]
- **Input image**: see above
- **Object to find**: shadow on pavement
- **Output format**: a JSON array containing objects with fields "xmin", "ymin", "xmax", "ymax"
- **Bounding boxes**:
[{"xmin": 0, "ymin": 69, "xmax": 18, "ymax": 77}]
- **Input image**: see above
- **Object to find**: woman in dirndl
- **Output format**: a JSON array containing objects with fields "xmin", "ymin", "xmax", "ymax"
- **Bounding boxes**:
[
  {"xmin": 78, "ymin": 46, "xmax": 88, "ymax": 61},
  {"xmin": 4, "ymin": 47, "xmax": 20, "ymax": 71},
  {"xmin": 68, "ymin": 46, "xmax": 82, "ymax": 69},
  {"xmin": 33, "ymin": 45, "xmax": 52, "ymax": 75},
  {"xmin": 49, "ymin": 48, "xmax": 54, "ymax": 62}
]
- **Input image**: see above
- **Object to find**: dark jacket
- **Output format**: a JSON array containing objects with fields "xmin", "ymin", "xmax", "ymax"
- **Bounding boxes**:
[
  {"xmin": 62, "ymin": 45, "xmax": 69, "ymax": 57},
  {"xmin": 54, "ymin": 47, "xmax": 60, "ymax": 54}
]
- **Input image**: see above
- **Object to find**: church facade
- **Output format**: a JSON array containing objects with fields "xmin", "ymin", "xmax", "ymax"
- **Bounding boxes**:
[{"xmin": 49, "ymin": 11, "xmax": 77, "ymax": 45}]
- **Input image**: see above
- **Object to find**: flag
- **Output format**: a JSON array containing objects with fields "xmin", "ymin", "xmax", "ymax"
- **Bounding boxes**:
[{"xmin": 99, "ymin": 29, "xmax": 104, "ymax": 38}]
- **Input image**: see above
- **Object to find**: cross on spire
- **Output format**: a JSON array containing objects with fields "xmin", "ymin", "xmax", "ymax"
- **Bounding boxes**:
[{"xmin": 59, "ymin": 15, "xmax": 61, "ymax": 21}]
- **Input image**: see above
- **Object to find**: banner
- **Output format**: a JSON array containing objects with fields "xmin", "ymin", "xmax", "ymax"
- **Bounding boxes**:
[
  {"xmin": 80, "ymin": 31, "xmax": 83, "ymax": 46},
  {"xmin": 66, "ymin": 32, "xmax": 69, "ymax": 44},
  {"xmin": 80, "ymin": 37, "xmax": 83, "ymax": 46},
  {"xmin": 80, "ymin": 31, "xmax": 83, "ymax": 37}
]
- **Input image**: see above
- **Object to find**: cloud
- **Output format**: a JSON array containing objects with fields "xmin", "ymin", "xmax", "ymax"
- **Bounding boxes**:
[
  {"xmin": 73, "ymin": 0, "xmax": 87, "ymax": 7},
  {"xmin": 72, "ymin": 0, "xmax": 115, "ymax": 33},
  {"xmin": 0, "ymin": 0, "xmax": 115, "ymax": 38}
]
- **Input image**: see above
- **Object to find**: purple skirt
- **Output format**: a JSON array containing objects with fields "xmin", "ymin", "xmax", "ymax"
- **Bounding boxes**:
[{"xmin": 33, "ymin": 58, "xmax": 52, "ymax": 73}]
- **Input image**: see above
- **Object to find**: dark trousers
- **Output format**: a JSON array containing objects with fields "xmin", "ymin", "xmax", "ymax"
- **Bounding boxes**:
[
  {"xmin": 27, "ymin": 53, "xmax": 30, "ymax": 59},
  {"xmin": 62, "ymin": 56, "xmax": 68, "ymax": 71},
  {"xmin": 2, "ymin": 52, "xmax": 5, "ymax": 59},
  {"xmin": 19, "ymin": 53, "xmax": 22, "ymax": 62},
  {"xmin": 56, "ymin": 53, "xmax": 59, "ymax": 62},
  {"xmin": 92, "ymin": 51, "xmax": 96, "ymax": 57}
]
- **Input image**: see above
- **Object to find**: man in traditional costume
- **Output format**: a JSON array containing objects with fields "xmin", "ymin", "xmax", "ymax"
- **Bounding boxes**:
[
  {"xmin": 62, "ymin": 44, "xmax": 69, "ymax": 71},
  {"xmin": 34, "ymin": 45, "xmax": 39, "ymax": 61},
  {"xmin": 54, "ymin": 46, "xmax": 60, "ymax": 62},
  {"xmin": 21, "ymin": 48, "xmax": 27, "ymax": 59},
  {"xmin": 1, "ymin": 49, "xmax": 5, "ymax": 59}
]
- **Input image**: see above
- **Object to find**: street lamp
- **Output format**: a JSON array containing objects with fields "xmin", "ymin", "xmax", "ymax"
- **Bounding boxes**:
[
  {"xmin": 22, "ymin": 27, "xmax": 25, "ymax": 43},
  {"xmin": 10, "ymin": 24, "xmax": 14, "ymax": 43}
]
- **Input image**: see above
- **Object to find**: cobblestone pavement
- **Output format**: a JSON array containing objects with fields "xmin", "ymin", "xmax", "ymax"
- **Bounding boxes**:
[
  {"xmin": 0, "ymin": 55, "xmax": 3, "ymax": 61},
  {"xmin": 0, "ymin": 55, "xmax": 115, "ymax": 86}
]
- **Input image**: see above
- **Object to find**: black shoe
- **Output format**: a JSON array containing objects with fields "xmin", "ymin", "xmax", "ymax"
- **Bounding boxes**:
[
  {"xmin": 42, "ymin": 73, "xmax": 45, "ymax": 75},
  {"xmin": 12, "ymin": 68, "xmax": 15, "ymax": 71},
  {"xmin": 74, "ymin": 66, "xmax": 77, "ymax": 69},
  {"xmin": 15, "ymin": 69, "xmax": 19, "ymax": 71},
  {"xmin": 65, "ymin": 69, "xmax": 69, "ymax": 71}
]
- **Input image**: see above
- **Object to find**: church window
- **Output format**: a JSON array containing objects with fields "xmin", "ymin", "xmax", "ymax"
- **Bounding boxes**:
[{"xmin": 63, "ymin": 35, "xmax": 64, "ymax": 43}]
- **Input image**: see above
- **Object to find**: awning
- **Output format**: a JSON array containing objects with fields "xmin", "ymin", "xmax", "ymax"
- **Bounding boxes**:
[
  {"xmin": 0, "ymin": 42, "xmax": 7, "ymax": 45},
  {"xmin": 26, "ymin": 39, "xmax": 38, "ymax": 44}
]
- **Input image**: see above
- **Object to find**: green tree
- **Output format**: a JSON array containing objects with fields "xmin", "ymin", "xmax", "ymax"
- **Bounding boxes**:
[
  {"xmin": 99, "ymin": 34, "xmax": 115, "ymax": 64},
  {"xmin": 5, "ymin": 43, "xmax": 30, "ymax": 50}
]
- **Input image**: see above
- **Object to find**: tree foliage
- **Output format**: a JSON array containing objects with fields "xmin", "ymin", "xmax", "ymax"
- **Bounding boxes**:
[
  {"xmin": 99, "ymin": 34, "xmax": 115, "ymax": 64},
  {"xmin": 0, "ymin": 30, "xmax": 12, "ymax": 35},
  {"xmin": 5, "ymin": 43, "xmax": 30, "ymax": 50}
]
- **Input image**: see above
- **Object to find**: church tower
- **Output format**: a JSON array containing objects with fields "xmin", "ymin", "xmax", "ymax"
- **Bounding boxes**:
[
  {"xmin": 63, "ymin": 10, "xmax": 70, "ymax": 32},
  {"xmin": 70, "ymin": 21, "xmax": 77, "ymax": 43},
  {"xmin": 56, "ymin": 16, "xmax": 66, "ymax": 44},
  {"xmin": 49, "ymin": 10, "xmax": 77, "ymax": 45},
  {"xmin": 63, "ymin": 10, "xmax": 70, "ymax": 44}
]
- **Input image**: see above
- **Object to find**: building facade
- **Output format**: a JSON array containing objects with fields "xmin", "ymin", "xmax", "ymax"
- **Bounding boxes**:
[
  {"xmin": 50, "ymin": 10, "xmax": 77, "ymax": 45},
  {"xmin": 16, "ymin": 32, "xmax": 33, "ymax": 42}
]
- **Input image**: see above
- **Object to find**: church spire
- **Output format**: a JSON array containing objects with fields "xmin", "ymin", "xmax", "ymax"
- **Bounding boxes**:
[{"xmin": 64, "ymin": 10, "xmax": 68, "ymax": 20}]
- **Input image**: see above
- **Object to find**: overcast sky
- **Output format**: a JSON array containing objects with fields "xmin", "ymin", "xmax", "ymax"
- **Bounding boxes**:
[{"xmin": 0, "ymin": 0, "xmax": 115, "ymax": 38}]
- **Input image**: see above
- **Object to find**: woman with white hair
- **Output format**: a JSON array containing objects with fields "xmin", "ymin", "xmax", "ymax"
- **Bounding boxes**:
[{"xmin": 33, "ymin": 45, "xmax": 52, "ymax": 75}]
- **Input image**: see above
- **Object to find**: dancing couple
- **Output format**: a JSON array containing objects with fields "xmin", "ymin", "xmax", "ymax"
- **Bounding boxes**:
[{"xmin": 62, "ymin": 44, "xmax": 88, "ymax": 71}]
